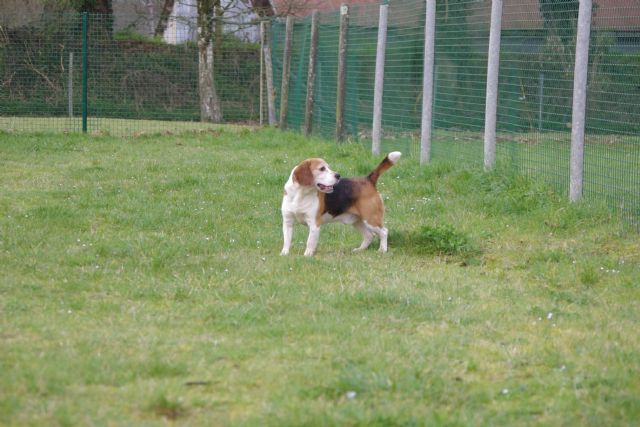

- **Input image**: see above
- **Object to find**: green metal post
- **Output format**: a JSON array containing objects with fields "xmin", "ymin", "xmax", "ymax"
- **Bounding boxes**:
[{"xmin": 82, "ymin": 12, "xmax": 88, "ymax": 133}]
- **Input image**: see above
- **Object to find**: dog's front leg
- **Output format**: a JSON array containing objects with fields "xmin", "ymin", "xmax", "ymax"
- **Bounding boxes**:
[
  {"xmin": 304, "ymin": 224, "xmax": 320, "ymax": 257},
  {"xmin": 281, "ymin": 215, "xmax": 295, "ymax": 256}
]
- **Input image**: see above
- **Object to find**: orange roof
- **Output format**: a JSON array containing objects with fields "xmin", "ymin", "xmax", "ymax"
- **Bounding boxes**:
[{"xmin": 271, "ymin": 0, "xmax": 640, "ymax": 30}]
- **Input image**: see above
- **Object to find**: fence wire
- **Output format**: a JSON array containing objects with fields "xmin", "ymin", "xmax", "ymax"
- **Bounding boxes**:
[
  {"xmin": 271, "ymin": 0, "xmax": 640, "ymax": 224},
  {"xmin": 0, "ymin": 12, "xmax": 260, "ymax": 135},
  {"xmin": 583, "ymin": 1, "xmax": 640, "ymax": 220}
]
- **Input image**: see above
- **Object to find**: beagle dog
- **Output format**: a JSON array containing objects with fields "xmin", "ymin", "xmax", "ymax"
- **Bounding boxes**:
[{"xmin": 280, "ymin": 151, "xmax": 401, "ymax": 256}]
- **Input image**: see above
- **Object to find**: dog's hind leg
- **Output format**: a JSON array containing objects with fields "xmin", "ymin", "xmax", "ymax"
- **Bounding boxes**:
[
  {"xmin": 377, "ymin": 226, "xmax": 389, "ymax": 253},
  {"xmin": 362, "ymin": 220, "xmax": 388, "ymax": 253},
  {"xmin": 352, "ymin": 220, "xmax": 374, "ymax": 252}
]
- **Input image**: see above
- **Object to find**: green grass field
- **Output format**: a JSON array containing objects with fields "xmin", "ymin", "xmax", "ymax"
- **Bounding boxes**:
[
  {"xmin": 1, "ymin": 127, "xmax": 639, "ymax": 425},
  {"xmin": 0, "ymin": 117, "xmax": 231, "ymax": 137}
]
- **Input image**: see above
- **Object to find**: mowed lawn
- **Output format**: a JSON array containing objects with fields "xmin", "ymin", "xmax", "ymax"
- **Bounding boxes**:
[{"xmin": 1, "ymin": 128, "xmax": 639, "ymax": 426}]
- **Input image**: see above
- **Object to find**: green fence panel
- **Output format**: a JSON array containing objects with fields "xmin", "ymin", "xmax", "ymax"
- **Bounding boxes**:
[
  {"xmin": 269, "ymin": 0, "xmax": 640, "ymax": 225},
  {"xmin": 0, "ymin": 11, "xmax": 260, "ymax": 135},
  {"xmin": 0, "ymin": 3, "xmax": 638, "ymax": 224}
]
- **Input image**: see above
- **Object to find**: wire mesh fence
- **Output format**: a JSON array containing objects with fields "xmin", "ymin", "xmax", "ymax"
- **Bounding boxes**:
[
  {"xmin": 0, "ymin": 11, "xmax": 261, "ymax": 135},
  {"xmin": 1, "ymin": 1, "xmax": 638, "ymax": 224},
  {"xmin": 270, "ymin": 0, "xmax": 639, "ymax": 224}
]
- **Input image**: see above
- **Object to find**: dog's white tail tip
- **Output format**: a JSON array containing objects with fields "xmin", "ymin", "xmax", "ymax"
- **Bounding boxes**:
[{"xmin": 388, "ymin": 151, "xmax": 402, "ymax": 164}]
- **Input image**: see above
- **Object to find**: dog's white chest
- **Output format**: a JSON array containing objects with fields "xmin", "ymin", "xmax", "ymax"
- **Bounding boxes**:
[{"xmin": 282, "ymin": 190, "xmax": 318, "ymax": 225}]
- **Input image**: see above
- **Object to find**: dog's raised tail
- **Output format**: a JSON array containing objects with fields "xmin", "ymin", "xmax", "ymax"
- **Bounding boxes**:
[{"xmin": 367, "ymin": 151, "xmax": 401, "ymax": 185}]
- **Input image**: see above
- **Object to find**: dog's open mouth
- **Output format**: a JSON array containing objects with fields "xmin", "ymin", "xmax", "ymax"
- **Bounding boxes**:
[{"xmin": 317, "ymin": 183, "xmax": 334, "ymax": 193}]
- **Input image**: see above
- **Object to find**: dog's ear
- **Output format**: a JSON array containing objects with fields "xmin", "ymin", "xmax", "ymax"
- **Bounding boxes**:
[{"xmin": 293, "ymin": 160, "xmax": 314, "ymax": 187}]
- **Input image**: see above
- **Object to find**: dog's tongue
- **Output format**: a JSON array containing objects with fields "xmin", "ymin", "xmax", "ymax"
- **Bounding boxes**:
[{"xmin": 318, "ymin": 184, "xmax": 334, "ymax": 193}]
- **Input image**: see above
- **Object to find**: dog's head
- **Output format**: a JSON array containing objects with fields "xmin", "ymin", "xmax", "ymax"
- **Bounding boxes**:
[{"xmin": 292, "ymin": 158, "xmax": 340, "ymax": 193}]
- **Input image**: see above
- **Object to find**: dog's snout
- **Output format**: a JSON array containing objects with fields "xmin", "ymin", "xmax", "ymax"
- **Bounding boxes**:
[{"xmin": 335, "ymin": 173, "xmax": 341, "ymax": 180}]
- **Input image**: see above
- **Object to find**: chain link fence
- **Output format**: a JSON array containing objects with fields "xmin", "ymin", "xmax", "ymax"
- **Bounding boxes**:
[
  {"xmin": 270, "ymin": 0, "xmax": 639, "ymax": 224},
  {"xmin": 0, "ymin": 11, "xmax": 260, "ymax": 134}
]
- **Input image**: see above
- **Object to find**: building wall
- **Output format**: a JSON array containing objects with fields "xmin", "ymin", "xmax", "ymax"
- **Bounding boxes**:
[{"xmin": 163, "ymin": 0, "xmax": 260, "ymax": 44}]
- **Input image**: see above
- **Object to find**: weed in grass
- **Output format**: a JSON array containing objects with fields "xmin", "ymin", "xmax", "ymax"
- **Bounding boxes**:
[
  {"xmin": 470, "ymin": 166, "xmax": 558, "ymax": 218},
  {"xmin": 447, "ymin": 169, "xmax": 475, "ymax": 196},
  {"xmin": 527, "ymin": 249, "xmax": 572, "ymax": 265},
  {"xmin": 579, "ymin": 264, "xmax": 601, "ymax": 286},
  {"xmin": 148, "ymin": 394, "xmax": 187, "ymax": 420},
  {"xmin": 549, "ymin": 288, "xmax": 592, "ymax": 306},
  {"xmin": 542, "ymin": 201, "xmax": 614, "ymax": 232},
  {"xmin": 393, "ymin": 223, "xmax": 478, "ymax": 259}
]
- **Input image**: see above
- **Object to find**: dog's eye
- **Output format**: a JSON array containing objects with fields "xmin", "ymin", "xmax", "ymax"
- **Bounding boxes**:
[{"xmin": 319, "ymin": 166, "xmax": 326, "ymax": 172}]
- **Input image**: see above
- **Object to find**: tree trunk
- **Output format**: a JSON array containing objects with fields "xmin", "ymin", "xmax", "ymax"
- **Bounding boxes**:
[
  {"xmin": 197, "ymin": 0, "xmax": 223, "ymax": 123},
  {"xmin": 250, "ymin": 0, "xmax": 275, "ymax": 17},
  {"xmin": 154, "ymin": 0, "xmax": 175, "ymax": 38},
  {"xmin": 79, "ymin": 0, "xmax": 114, "ymax": 38},
  {"xmin": 79, "ymin": 0, "xmax": 113, "ymax": 14}
]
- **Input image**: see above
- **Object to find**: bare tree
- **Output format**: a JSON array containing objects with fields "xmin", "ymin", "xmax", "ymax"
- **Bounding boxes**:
[
  {"xmin": 193, "ymin": 0, "xmax": 289, "ymax": 123},
  {"xmin": 154, "ymin": 0, "xmax": 176, "ymax": 37},
  {"xmin": 249, "ymin": 0, "xmax": 274, "ymax": 17},
  {"xmin": 75, "ymin": 0, "xmax": 113, "ymax": 14},
  {"xmin": 197, "ymin": 0, "xmax": 223, "ymax": 122}
]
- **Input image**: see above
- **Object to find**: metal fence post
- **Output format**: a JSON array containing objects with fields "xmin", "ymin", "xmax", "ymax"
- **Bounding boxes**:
[
  {"xmin": 336, "ymin": 4, "xmax": 349, "ymax": 142},
  {"xmin": 420, "ymin": 0, "xmax": 436, "ymax": 164},
  {"xmin": 483, "ymin": 0, "xmax": 503, "ymax": 170},
  {"xmin": 68, "ymin": 52, "xmax": 73, "ymax": 118},
  {"xmin": 372, "ymin": 2, "xmax": 388, "ymax": 156},
  {"xmin": 81, "ymin": 12, "xmax": 88, "ymax": 133},
  {"xmin": 569, "ymin": 0, "xmax": 592, "ymax": 202},
  {"xmin": 279, "ymin": 16, "xmax": 294, "ymax": 129}
]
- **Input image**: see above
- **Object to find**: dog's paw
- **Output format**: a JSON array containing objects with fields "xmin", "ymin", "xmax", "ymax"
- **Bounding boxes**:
[
  {"xmin": 280, "ymin": 249, "xmax": 289, "ymax": 256},
  {"xmin": 303, "ymin": 249, "xmax": 315, "ymax": 257}
]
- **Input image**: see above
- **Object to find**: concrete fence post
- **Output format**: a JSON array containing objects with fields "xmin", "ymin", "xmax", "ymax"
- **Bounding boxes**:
[
  {"xmin": 279, "ymin": 16, "xmax": 294, "ymax": 129},
  {"xmin": 569, "ymin": 0, "xmax": 593, "ymax": 202},
  {"xmin": 483, "ymin": 0, "xmax": 503, "ymax": 170},
  {"xmin": 420, "ymin": 0, "xmax": 436, "ymax": 165},
  {"xmin": 304, "ymin": 11, "xmax": 319, "ymax": 136},
  {"xmin": 81, "ymin": 12, "xmax": 88, "ymax": 133},
  {"xmin": 68, "ymin": 52, "xmax": 73, "ymax": 118},
  {"xmin": 372, "ymin": 3, "xmax": 389, "ymax": 155},
  {"xmin": 259, "ymin": 19, "xmax": 265, "ymax": 126},
  {"xmin": 336, "ymin": 4, "xmax": 349, "ymax": 142},
  {"xmin": 261, "ymin": 20, "xmax": 276, "ymax": 126}
]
